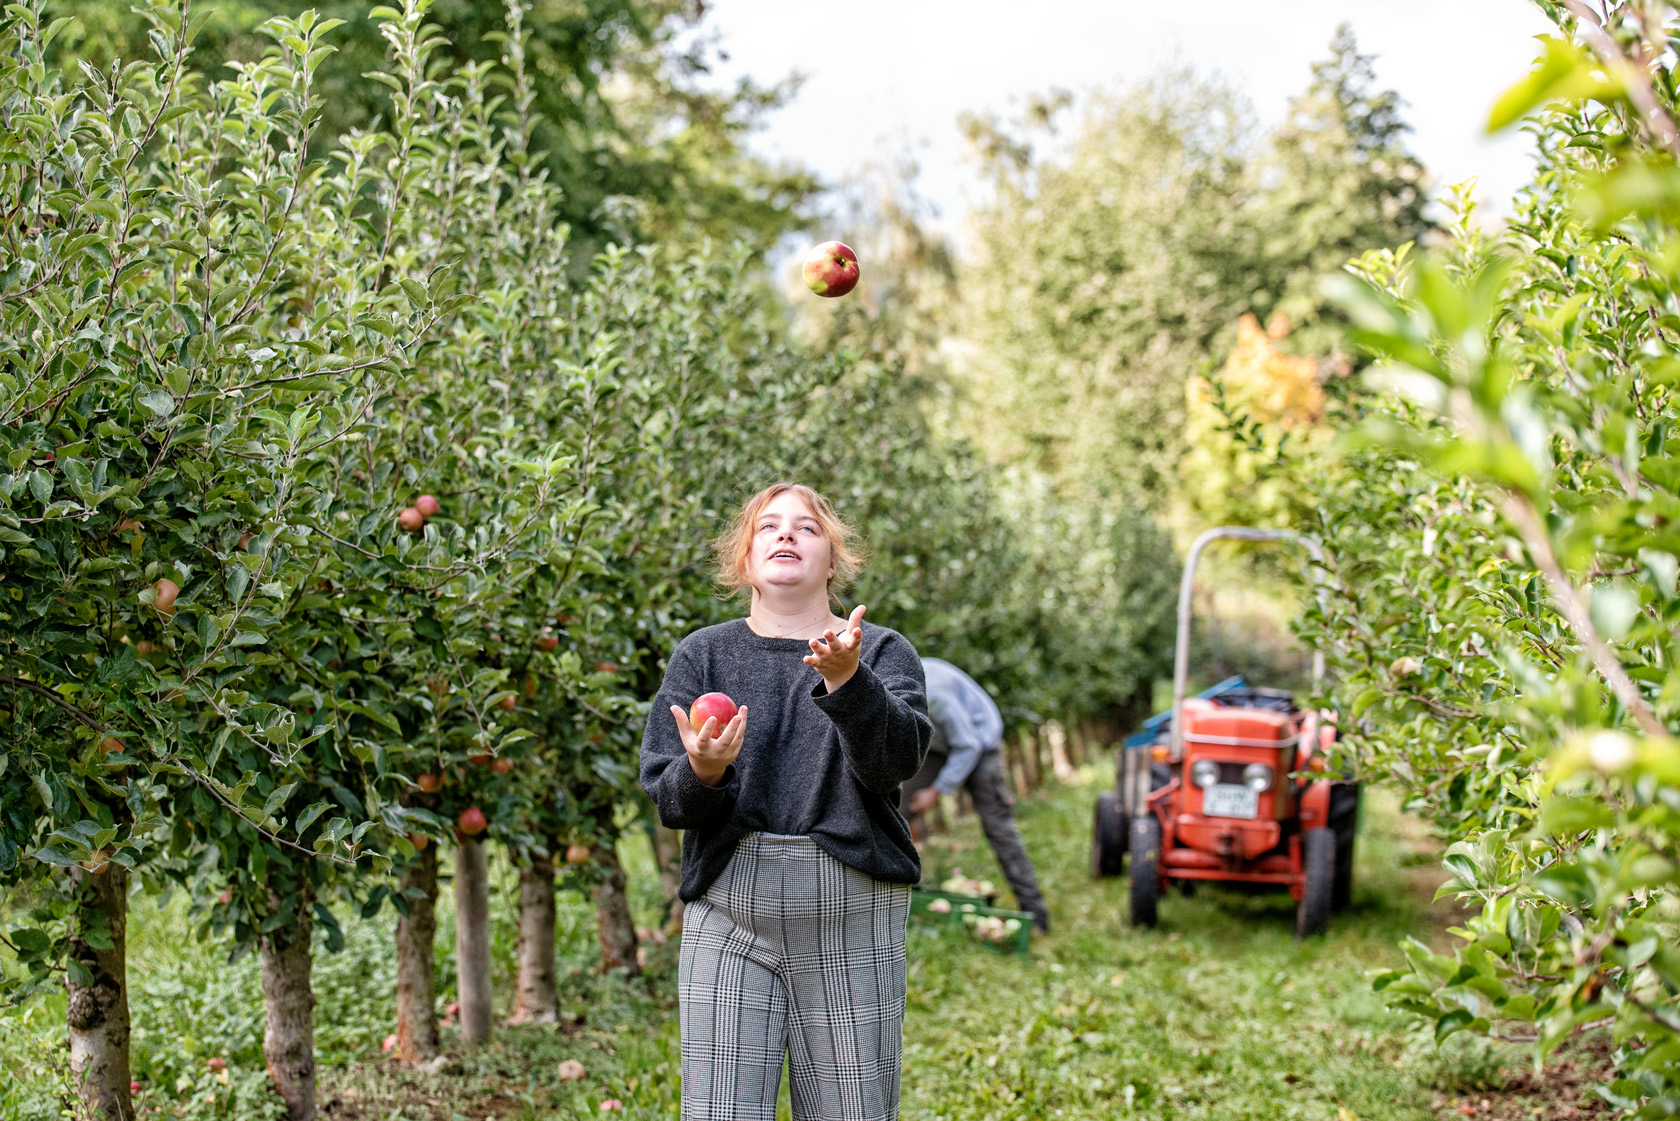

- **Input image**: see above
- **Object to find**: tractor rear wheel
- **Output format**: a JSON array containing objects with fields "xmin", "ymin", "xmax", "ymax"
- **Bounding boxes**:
[
  {"xmin": 1329, "ymin": 783, "xmax": 1361, "ymax": 911},
  {"xmin": 1295, "ymin": 827, "xmax": 1335, "ymax": 938},
  {"xmin": 1091, "ymin": 792, "xmax": 1127, "ymax": 878},
  {"xmin": 1129, "ymin": 815, "xmax": 1161, "ymax": 928}
]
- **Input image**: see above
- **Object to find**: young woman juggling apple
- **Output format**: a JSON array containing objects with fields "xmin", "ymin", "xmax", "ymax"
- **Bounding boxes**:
[{"xmin": 639, "ymin": 482, "xmax": 931, "ymax": 1121}]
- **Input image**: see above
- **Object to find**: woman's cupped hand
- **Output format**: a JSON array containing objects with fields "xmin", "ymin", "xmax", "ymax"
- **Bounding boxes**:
[
  {"xmin": 805, "ymin": 604, "xmax": 866, "ymax": 694},
  {"xmin": 671, "ymin": 704, "xmax": 748, "ymax": 787}
]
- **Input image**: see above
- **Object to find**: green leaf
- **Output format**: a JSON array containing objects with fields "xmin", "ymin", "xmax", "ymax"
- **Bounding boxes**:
[{"xmin": 1487, "ymin": 37, "xmax": 1621, "ymax": 133}]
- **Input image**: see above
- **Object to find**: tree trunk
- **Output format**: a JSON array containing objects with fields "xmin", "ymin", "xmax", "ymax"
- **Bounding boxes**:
[
  {"xmin": 593, "ymin": 843, "xmax": 640, "ymax": 977},
  {"xmin": 66, "ymin": 864, "xmax": 133, "ymax": 1121},
  {"xmin": 1018, "ymin": 729, "xmax": 1040, "ymax": 791},
  {"xmin": 453, "ymin": 837, "xmax": 493, "ymax": 1044},
  {"xmin": 1049, "ymin": 720, "xmax": 1075, "ymax": 781},
  {"xmin": 260, "ymin": 883, "xmax": 316, "ymax": 1121},
  {"xmin": 394, "ymin": 845, "xmax": 439, "ymax": 1062},
  {"xmin": 509, "ymin": 847, "xmax": 557, "ymax": 1025},
  {"xmin": 651, "ymin": 822, "xmax": 684, "ymax": 930}
]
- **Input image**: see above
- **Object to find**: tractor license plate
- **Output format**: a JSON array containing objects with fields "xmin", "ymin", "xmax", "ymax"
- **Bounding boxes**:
[{"xmin": 1202, "ymin": 783, "xmax": 1258, "ymax": 819}]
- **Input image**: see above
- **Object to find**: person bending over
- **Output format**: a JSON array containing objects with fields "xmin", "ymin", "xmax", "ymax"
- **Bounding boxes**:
[
  {"xmin": 901, "ymin": 657, "xmax": 1049, "ymax": 933},
  {"xmin": 639, "ymin": 482, "xmax": 931, "ymax": 1121}
]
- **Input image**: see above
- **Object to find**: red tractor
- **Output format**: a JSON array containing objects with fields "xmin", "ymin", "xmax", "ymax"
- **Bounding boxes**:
[{"xmin": 1092, "ymin": 527, "xmax": 1359, "ymax": 937}]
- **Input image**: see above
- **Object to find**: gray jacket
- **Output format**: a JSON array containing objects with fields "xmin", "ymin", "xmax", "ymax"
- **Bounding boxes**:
[{"xmin": 921, "ymin": 658, "xmax": 1003, "ymax": 795}]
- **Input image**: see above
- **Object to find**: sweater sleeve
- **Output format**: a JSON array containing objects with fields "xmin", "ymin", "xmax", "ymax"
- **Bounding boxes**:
[
  {"xmin": 640, "ymin": 641, "xmax": 738, "ymax": 829},
  {"xmin": 811, "ymin": 628, "xmax": 932, "ymax": 796}
]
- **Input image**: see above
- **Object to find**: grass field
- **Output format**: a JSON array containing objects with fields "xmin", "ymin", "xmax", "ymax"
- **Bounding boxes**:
[{"xmin": 2, "ymin": 757, "xmax": 1608, "ymax": 1120}]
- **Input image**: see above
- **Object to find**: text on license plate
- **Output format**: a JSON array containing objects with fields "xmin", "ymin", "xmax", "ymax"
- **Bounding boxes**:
[{"xmin": 1202, "ymin": 783, "xmax": 1258, "ymax": 818}]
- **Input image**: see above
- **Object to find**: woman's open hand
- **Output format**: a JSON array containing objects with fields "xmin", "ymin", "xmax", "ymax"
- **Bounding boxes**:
[
  {"xmin": 670, "ymin": 705, "xmax": 747, "ymax": 787},
  {"xmin": 804, "ymin": 604, "xmax": 866, "ymax": 693}
]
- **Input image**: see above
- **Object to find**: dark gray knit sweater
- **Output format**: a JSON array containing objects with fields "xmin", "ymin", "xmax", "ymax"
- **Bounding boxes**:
[{"xmin": 639, "ymin": 617, "xmax": 932, "ymax": 901}]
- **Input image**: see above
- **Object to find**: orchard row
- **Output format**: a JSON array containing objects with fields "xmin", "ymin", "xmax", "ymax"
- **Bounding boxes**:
[{"xmin": 0, "ymin": 2, "xmax": 1176, "ymax": 1119}]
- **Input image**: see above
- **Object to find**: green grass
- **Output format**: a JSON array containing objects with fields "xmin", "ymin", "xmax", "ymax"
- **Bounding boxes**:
[{"xmin": 3, "ymin": 758, "xmax": 1530, "ymax": 1120}]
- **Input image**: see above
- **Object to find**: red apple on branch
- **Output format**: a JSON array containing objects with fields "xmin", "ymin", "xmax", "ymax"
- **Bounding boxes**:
[
  {"xmin": 492, "ymin": 757, "xmax": 515, "ymax": 775},
  {"xmin": 416, "ymin": 773, "xmax": 443, "ymax": 794},
  {"xmin": 565, "ymin": 843, "xmax": 591, "ymax": 865},
  {"xmin": 151, "ymin": 578, "xmax": 180, "ymax": 617},
  {"xmin": 801, "ymin": 240, "xmax": 860, "ymax": 298},
  {"xmin": 415, "ymin": 494, "xmax": 441, "ymax": 518},
  {"xmin": 457, "ymin": 806, "xmax": 488, "ymax": 836},
  {"xmin": 535, "ymin": 629, "xmax": 559, "ymax": 652},
  {"xmin": 398, "ymin": 507, "xmax": 425, "ymax": 533},
  {"xmin": 688, "ymin": 692, "xmax": 738, "ymax": 732}
]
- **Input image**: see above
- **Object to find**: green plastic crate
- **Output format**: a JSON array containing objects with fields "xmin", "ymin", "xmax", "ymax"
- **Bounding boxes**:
[
  {"xmin": 909, "ymin": 887, "xmax": 989, "ymax": 917},
  {"xmin": 909, "ymin": 889, "xmax": 1032, "ymax": 955},
  {"xmin": 954, "ymin": 903, "xmax": 1032, "ymax": 955}
]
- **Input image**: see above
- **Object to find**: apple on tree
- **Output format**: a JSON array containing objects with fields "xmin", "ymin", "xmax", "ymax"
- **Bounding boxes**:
[
  {"xmin": 457, "ymin": 806, "xmax": 488, "ymax": 836},
  {"xmin": 398, "ymin": 507, "xmax": 425, "ymax": 533},
  {"xmin": 565, "ymin": 843, "xmax": 591, "ymax": 865},
  {"xmin": 801, "ymin": 241, "xmax": 860, "ymax": 298},
  {"xmin": 416, "ymin": 773, "xmax": 443, "ymax": 794},
  {"xmin": 150, "ymin": 577, "xmax": 180, "ymax": 617},
  {"xmin": 415, "ymin": 494, "xmax": 441, "ymax": 518}
]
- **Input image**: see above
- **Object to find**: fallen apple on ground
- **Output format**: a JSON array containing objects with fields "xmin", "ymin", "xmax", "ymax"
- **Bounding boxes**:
[{"xmin": 802, "ymin": 240, "xmax": 860, "ymax": 298}]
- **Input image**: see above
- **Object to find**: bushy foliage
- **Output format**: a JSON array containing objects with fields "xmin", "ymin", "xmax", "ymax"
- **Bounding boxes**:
[{"xmin": 1292, "ymin": 5, "xmax": 1680, "ymax": 1111}]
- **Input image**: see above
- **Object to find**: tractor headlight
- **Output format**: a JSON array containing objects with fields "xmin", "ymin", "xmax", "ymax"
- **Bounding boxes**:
[
  {"xmin": 1242, "ymin": 763, "xmax": 1274, "ymax": 792},
  {"xmin": 1191, "ymin": 759, "xmax": 1220, "ymax": 788}
]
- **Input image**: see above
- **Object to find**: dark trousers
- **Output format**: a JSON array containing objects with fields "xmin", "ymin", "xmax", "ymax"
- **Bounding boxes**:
[{"xmin": 900, "ymin": 748, "xmax": 1048, "ymax": 930}]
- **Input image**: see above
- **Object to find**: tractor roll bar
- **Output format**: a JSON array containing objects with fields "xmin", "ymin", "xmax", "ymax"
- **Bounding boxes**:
[{"xmin": 1169, "ymin": 527, "xmax": 1327, "ymax": 760}]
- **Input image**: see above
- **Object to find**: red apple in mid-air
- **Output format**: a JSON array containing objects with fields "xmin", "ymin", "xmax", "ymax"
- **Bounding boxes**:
[
  {"xmin": 688, "ymin": 692, "xmax": 738, "ymax": 732},
  {"xmin": 457, "ymin": 806, "xmax": 488, "ymax": 836},
  {"xmin": 398, "ymin": 507, "xmax": 425, "ymax": 533},
  {"xmin": 151, "ymin": 578, "xmax": 180, "ymax": 616},
  {"xmin": 801, "ymin": 240, "xmax": 860, "ymax": 298},
  {"xmin": 415, "ymin": 494, "xmax": 441, "ymax": 518},
  {"xmin": 416, "ymin": 773, "xmax": 443, "ymax": 794}
]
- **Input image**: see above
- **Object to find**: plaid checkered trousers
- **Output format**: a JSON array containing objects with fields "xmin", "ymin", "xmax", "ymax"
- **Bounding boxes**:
[{"xmin": 678, "ymin": 832, "xmax": 912, "ymax": 1120}]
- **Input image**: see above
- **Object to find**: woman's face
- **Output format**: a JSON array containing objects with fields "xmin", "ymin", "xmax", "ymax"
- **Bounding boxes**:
[{"xmin": 748, "ymin": 491, "xmax": 833, "ymax": 597}]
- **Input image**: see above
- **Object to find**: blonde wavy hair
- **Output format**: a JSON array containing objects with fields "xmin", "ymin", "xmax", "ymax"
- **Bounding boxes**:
[{"xmin": 715, "ymin": 483, "xmax": 865, "ymax": 602}]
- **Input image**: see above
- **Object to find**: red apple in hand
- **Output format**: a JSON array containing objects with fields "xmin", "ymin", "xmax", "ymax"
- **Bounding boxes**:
[
  {"xmin": 802, "ymin": 240, "xmax": 860, "ymax": 298},
  {"xmin": 688, "ymin": 692, "xmax": 738, "ymax": 732},
  {"xmin": 457, "ymin": 806, "xmax": 488, "ymax": 836},
  {"xmin": 415, "ymin": 494, "xmax": 441, "ymax": 518}
]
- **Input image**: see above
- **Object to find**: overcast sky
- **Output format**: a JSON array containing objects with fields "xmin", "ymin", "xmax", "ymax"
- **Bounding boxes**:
[{"xmin": 693, "ymin": 1, "xmax": 1555, "ymax": 241}]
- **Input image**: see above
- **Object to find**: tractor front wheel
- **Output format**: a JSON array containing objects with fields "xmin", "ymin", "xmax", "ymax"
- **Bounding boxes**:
[
  {"xmin": 1295, "ymin": 827, "xmax": 1335, "ymax": 938},
  {"xmin": 1129, "ymin": 815, "xmax": 1161, "ymax": 928},
  {"xmin": 1092, "ymin": 792, "xmax": 1127, "ymax": 878}
]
